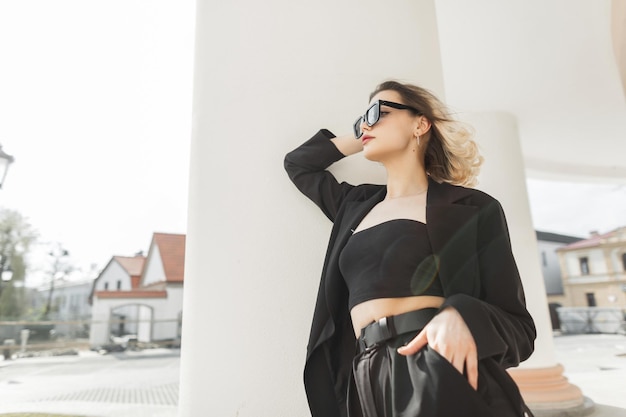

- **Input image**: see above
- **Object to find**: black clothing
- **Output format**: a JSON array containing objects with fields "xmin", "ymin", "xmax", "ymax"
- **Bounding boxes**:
[
  {"xmin": 339, "ymin": 219, "xmax": 443, "ymax": 310},
  {"xmin": 357, "ymin": 308, "xmax": 438, "ymax": 351},
  {"xmin": 352, "ymin": 329, "xmax": 524, "ymax": 417},
  {"xmin": 351, "ymin": 310, "xmax": 525, "ymax": 417},
  {"xmin": 284, "ymin": 129, "xmax": 536, "ymax": 417}
]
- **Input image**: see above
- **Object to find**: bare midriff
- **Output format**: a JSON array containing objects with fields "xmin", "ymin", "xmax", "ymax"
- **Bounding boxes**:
[{"xmin": 350, "ymin": 295, "xmax": 445, "ymax": 337}]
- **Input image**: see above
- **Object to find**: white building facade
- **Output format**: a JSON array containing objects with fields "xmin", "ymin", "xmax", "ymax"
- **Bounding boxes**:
[
  {"xmin": 37, "ymin": 279, "xmax": 93, "ymax": 338},
  {"xmin": 89, "ymin": 233, "xmax": 185, "ymax": 347}
]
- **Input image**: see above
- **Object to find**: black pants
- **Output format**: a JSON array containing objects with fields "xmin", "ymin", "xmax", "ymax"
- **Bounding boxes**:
[{"xmin": 350, "ymin": 324, "xmax": 529, "ymax": 417}]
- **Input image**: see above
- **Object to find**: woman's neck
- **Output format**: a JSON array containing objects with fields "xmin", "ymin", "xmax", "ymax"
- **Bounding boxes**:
[{"xmin": 383, "ymin": 155, "xmax": 429, "ymax": 199}]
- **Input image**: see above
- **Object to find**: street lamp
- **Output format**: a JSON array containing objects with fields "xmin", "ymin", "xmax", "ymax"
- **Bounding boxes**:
[
  {"xmin": 1, "ymin": 267, "xmax": 13, "ymax": 282},
  {"xmin": 0, "ymin": 262, "xmax": 12, "ymax": 299},
  {"xmin": 0, "ymin": 145, "xmax": 14, "ymax": 189}
]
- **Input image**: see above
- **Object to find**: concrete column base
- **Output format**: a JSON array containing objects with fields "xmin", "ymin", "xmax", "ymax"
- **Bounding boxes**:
[{"xmin": 509, "ymin": 364, "xmax": 595, "ymax": 417}]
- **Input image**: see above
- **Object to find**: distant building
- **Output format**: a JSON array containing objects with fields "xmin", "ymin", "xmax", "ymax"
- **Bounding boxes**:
[
  {"xmin": 89, "ymin": 232, "xmax": 185, "ymax": 347},
  {"xmin": 37, "ymin": 279, "xmax": 93, "ymax": 338},
  {"xmin": 536, "ymin": 231, "xmax": 583, "ymax": 297},
  {"xmin": 89, "ymin": 253, "xmax": 146, "ymax": 337},
  {"xmin": 535, "ymin": 231, "xmax": 583, "ymax": 330},
  {"xmin": 90, "ymin": 253, "xmax": 145, "ymax": 295},
  {"xmin": 556, "ymin": 227, "xmax": 626, "ymax": 308}
]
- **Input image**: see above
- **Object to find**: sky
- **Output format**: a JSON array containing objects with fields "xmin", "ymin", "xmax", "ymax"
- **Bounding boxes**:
[
  {"xmin": 0, "ymin": 2, "xmax": 624, "ymax": 286},
  {"xmin": 525, "ymin": 179, "xmax": 626, "ymax": 239},
  {"xmin": 0, "ymin": 1, "xmax": 196, "ymax": 285}
]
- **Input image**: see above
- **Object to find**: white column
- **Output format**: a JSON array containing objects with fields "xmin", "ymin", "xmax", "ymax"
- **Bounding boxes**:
[
  {"xmin": 179, "ymin": 1, "xmax": 445, "ymax": 416},
  {"xmin": 470, "ymin": 111, "xmax": 555, "ymax": 368},
  {"xmin": 468, "ymin": 112, "xmax": 586, "ymax": 414}
]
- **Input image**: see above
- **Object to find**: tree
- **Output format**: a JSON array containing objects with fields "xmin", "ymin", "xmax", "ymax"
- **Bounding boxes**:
[
  {"xmin": 0, "ymin": 208, "xmax": 38, "ymax": 319},
  {"xmin": 42, "ymin": 243, "xmax": 72, "ymax": 319}
]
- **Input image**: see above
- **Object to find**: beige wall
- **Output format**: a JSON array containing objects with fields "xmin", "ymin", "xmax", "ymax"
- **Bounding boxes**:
[
  {"xmin": 557, "ymin": 230, "xmax": 626, "ymax": 309},
  {"xmin": 547, "ymin": 294, "xmax": 569, "ymax": 307},
  {"xmin": 565, "ymin": 282, "xmax": 626, "ymax": 308}
]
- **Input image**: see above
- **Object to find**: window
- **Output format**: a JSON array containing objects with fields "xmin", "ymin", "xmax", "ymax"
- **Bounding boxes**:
[
  {"xmin": 622, "ymin": 253, "xmax": 626, "ymax": 271},
  {"xmin": 579, "ymin": 257, "xmax": 590, "ymax": 275},
  {"xmin": 104, "ymin": 282, "xmax": 109, "ymax": 290},
  {"xmin": 585, "ymin": 292, "xmax": 596, "ymax": 307},
  {"xmin": 116, "ymin": 280, "xmax": 122, "ymax": 290},
  {"xmin": 541, "ymin": 251, "xmax": 547, "ymax": 267}
]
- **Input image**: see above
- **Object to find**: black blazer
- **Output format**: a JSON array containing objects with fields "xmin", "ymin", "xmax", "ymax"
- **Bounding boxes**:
[{"xmin": 284, "ymin": 129, "xmax": 536, "ymax": 417}]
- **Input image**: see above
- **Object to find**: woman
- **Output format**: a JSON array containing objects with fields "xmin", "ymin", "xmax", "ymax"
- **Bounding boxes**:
[{"xmin": 284, "ymin": 80, "xmax": 536, "ymax": 417}]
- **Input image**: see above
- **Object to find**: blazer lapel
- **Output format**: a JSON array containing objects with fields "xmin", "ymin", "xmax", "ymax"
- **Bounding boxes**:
[
  {"xmin": 426, "ymin": 179, "xmax": 480, "ymax": 296},
  {"xmin": 322, "ymin": 187, "xmax": 386, "ymax": 311},
  {"xmin": 331, "ymin": 187, "xmax": 387, "ymax": 257}
]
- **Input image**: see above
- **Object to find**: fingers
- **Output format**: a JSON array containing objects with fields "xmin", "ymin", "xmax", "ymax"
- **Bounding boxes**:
[
  {"xmin": 434, "ymin": 348, "xmax": 478, "ymax": 392},
  {"xmin": 397, "ymin": 328, "xmax": 427, "ymax": 356},
  {"xmin": 444, "ymin": 348, "xmax": 479, "ymax": 391},
  {"xmin": 394, "ymin": 307, "xmax": 479, "ymax": 390},
  {"xmin": 439, "ymin": 344, "xmax": 478, "ymax": 391},
  {"xmin": 451, "ymin": 352, "xmax": 465, "ymax": 376},
  {"xmin": 398, "ymin": 337, "xmax": 479, "ymax": 391},
  {"xmin": 465, "ymin": 351, "xmax": 479, "ymax": 390}
]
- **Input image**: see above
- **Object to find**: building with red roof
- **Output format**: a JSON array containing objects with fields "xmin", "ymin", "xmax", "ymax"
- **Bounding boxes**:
[
  {"xmin": 89, "ymin": 232, "xmax": 185, "ymax": 347},
  {"xmin": 555, "ymin": 227, "xmax": 626, "ymax": 308}
]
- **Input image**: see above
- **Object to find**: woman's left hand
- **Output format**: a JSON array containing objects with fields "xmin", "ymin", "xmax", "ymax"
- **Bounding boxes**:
[{"xmin": 397, "ymin": 306, "xmax": 478, "ymax": 390}]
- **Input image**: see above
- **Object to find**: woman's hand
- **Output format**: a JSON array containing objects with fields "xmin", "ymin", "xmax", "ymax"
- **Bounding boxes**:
[
  {"xmin": 330, "ymin": 134, "xmax": 363, "ymax": 156},
  {"xmin": 397, "ymin": 306, "xmax": 478, "ymax": 390}
]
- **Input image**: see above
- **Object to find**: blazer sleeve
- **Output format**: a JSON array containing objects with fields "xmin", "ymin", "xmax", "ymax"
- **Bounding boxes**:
[
  {"xmin": 441, "ymin": 198, "xmax": 536, "ymax": 368},
  {"xmin": 284, "ymin": 129, "xmax": 355, "ymax": 222}
]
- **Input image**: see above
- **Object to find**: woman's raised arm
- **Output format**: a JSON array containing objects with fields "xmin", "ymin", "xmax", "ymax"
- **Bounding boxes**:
[
  {"xmin": 284, "ymin": 130, "xmax": 360, "ymax": 222},
  {"xmin": 330, "ymin": 134, "xmax": 363, "ymax": 156}
]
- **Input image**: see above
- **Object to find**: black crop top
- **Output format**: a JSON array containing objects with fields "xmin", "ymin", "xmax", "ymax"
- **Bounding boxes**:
[{"xmin": 338, "ymin": 219, "xmax": 444, "ymax": 310}]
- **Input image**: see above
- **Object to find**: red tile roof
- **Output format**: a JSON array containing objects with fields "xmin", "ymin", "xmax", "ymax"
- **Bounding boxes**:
[
  {"xmin": 90, "ymin": 233, "xmax": 185, "ymax": 304},
  {"xmin": 114, "ymin": 255, "xmax": 146, "ymax": 277},
  {"xmin": 560, "ymin": 228, "xmax": 622, "ymax": 250},
  {"xmin": 152, "ymin": 233, "xmax": 186, "ymax": 283}
]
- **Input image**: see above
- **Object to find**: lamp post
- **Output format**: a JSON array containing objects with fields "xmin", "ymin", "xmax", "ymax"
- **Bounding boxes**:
[
  {"xmin": 0, "ymin": 145, "xmax": 14, "ymax": 299},
  {"xmin": 1, "ymin": 267, "xmax": 13, "ymax": 282},
  {"xmin": 0, "ymin": 145, "xmax": 14, "ymax": 189},
  {"xmin": 0, "ymin": 258, "xmax": 12, "ymax": 299}
]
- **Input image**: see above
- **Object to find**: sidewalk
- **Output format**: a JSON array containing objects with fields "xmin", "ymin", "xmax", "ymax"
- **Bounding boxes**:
[
  {"xmin": 552, "ymin": 332, "xmax": 626, "ymax": 415},
  {"xmin": 0, "ymin": 348, "xmax": 180, "ymax": 417}
]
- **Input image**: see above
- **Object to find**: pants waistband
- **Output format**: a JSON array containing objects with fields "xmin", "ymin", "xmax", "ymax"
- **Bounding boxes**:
[{"xmin": 358, "ymin": 308, "xmax": 438, "ymax": 350}]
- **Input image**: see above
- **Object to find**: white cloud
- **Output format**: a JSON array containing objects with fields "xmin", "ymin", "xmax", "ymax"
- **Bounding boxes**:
[
  {"xmin": 0, "ymin": 1, "xmax": 195, "ymax": 280},
  {"xmin": 526, "ymin": 178, "xmax": 626, "ymax": 238}
]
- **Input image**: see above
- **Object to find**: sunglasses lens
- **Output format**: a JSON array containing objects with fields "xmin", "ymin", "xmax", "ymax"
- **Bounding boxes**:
[
  {"xmin": 353, "ymin": 117, "xmax": 363, "ymax": 138},
  {"xmin": 366, "ymin": 103, "xmax": 379, "ymax": 126}
]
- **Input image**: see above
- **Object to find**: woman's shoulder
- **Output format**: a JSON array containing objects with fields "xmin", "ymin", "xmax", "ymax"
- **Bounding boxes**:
[
  {"xmin": 346, "ymin": 183, "xmax": 385, "ymax": 202},
  {"xmin": 434, "ymin": 180, "xmax": 500, "ymax": 208}
]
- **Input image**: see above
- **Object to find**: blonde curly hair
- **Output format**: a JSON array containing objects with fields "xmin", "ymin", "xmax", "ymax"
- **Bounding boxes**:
[{"xmin": 369, "ymin": 80, "xmax": 483, "ymax": 187}]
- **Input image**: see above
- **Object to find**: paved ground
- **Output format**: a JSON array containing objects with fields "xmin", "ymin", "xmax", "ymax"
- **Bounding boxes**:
[
  {"xmin": 0, "ymin": 334, "xmax": 624, "ymax": 416},
  {"xmin": 0, "ymin": 349, "xmax": 180, "ymax": 417},
  {"xmin": 554, "ymin": 333, "xmax": 626, "ymax": 413}
]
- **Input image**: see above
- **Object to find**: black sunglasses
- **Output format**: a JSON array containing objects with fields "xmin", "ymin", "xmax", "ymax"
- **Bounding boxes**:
[{"xmin": 353, "ymin": 100, "xmax": 420, "ymax": 139}]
